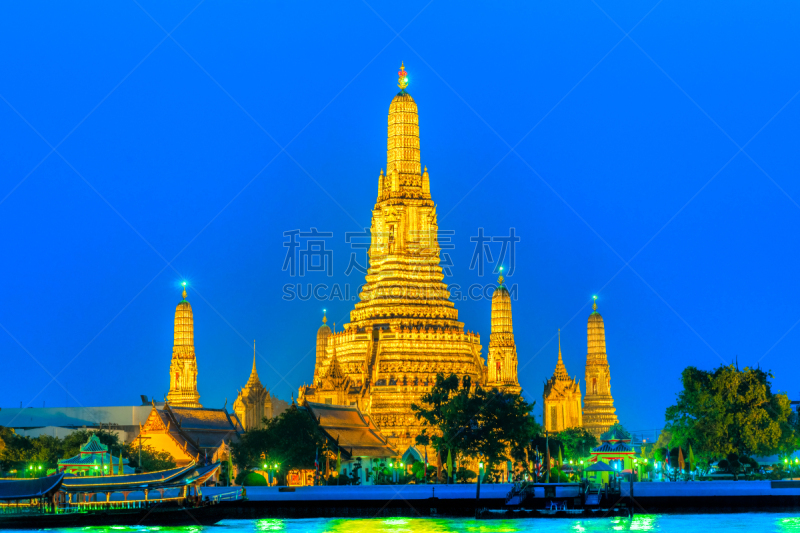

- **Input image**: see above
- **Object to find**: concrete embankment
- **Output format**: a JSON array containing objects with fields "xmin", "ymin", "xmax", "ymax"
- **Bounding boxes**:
[
  {"xmin": 205, "ymin": 484, "xmax": 511, "ymax": 518},
  {"xmin": 623, "ymin": 480, "xmax": 800, "ymax": 513},
  {"xmin": 204, "ymin": 481, "xmax": 800, "ymax": 518}
]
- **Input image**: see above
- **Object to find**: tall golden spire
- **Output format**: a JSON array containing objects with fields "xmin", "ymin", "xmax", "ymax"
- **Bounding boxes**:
[
  {"xmin": 488, "ymin": 269, "xmax": 519, "ymax": 392},
  {"xmin": 314, "ymin": 309, "xmax": 331, "ymax": 381},
  {"xmin": 584, "ymin": 297, "xmax": 618, "ymax": 438},
  {"xmin": 167, "ymin": 283, "xmax": 201, "ymax": 408}
]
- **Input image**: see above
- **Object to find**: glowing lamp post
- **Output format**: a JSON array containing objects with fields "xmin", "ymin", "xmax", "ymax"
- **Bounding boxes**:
[{"xmin": 476, "ymin": 461, "xmax": 484, "ymax": 502}]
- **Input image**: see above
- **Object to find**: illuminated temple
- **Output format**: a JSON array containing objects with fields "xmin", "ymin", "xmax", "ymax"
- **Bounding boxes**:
[
  {"xmin": 298, "ymin": 64, "xmax": 521, "ymax": 449},
  {"xmin": 582, "ymin": 298, "xmax": 619, "ymax": 438},
  {"xmin": 542, "ymin": 330, "xmax": 582, "ymax": 432}
]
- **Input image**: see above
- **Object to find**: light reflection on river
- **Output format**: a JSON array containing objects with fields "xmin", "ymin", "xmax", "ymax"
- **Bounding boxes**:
[{"xmin": 38, "ymin": 514, "xmax": 800, "ymax": 533}]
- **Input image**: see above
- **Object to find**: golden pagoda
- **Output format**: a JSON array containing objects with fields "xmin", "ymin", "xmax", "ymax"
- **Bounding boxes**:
[
  {"xmin": 299, "ymin": 64, "xmax": 520, "ymax": 449},
  {"xmin": 233, "ymin": 341, "xmax": 273, "ymax": 430},
  {"xmin": 166, "ymin": 284, "xmax": 202, "ymax": 408},
  {"xmin": 487, "ymin": 273, "xmax": 520, "ymax": 394},
  {"xmin": 582, "ymin": 297, "xmax": 618, "ymax": 438},
  {"xmin": 542, "ymin": 329, "xmax": 582, "ymax": 432}
]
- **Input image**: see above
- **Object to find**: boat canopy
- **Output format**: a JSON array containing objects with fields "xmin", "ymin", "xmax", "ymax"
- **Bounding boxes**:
[
  {"xmin": 0, "ymin": 474, "xmax": 64, "ymax": 501},
  {"xmin": 59, "ymin": 462, "xmax": 220, "ymax": 493}
]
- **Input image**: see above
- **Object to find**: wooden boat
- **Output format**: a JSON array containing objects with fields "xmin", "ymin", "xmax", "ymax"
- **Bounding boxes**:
[{"xmin": 0, "ymin": 462, "xmax": 242, "ymax": 529}]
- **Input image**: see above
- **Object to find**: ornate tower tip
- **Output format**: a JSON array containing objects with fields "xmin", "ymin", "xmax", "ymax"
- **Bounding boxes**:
[
  {"xmin": 181, "ymin": 282, "xmax": 187, "ymax": 300},
  {"xmin": 592, "ymin": 295, "xmax": 597, "ymax": 311},
  {"xmin": 322, "ymin": 309, "xmax": 327, "ymax": 324},
  {"xmin": 398, "ymin": 62, "xmax": 408, "ymax": 91}
]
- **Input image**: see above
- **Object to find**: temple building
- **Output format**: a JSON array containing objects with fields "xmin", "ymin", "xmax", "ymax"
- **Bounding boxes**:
[
  {"xmin": 166, "ymin": 284, "xmax": 201, "ymax": 408},
  {"xmin": 582, "ymin": 298, "xmax": 619, "ymax": 438},
  {"xmin": 542, "ymin": 330, "xmax": 582, "ymax": 432},
  {"xmin": 298, "ymin": 64, "xmax": 520, "ymax": 449},
  {"xmin": 233, "ymin": 342, "xmax": 274, "ymax": 430},
  {"xmin": 136, "ymin": 402, "xmax": 243, "ymax": 468},
  {"xmin": 57, "ymin": 434, "xmax": 134, "ymax": 476}
]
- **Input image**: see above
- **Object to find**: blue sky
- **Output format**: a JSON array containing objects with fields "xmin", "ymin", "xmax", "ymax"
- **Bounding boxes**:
[{"xmin": 1, "ymin": 0, "xmax": 799, "ymax": 437}]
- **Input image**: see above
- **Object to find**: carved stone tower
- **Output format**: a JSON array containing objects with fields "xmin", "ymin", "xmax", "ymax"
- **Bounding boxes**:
[
  {"xmin": 582, "ymin": 298, "xmax": 618, "ymax": 438},
  {"xmin": 487, "ymin": 274, "xmax": 520, "ymax": 393},
  {"xmin": 543, "ymin": 330, "xmax": 583, "ymax": 432},
  {"xmin": 167, "ymin": 284, "xmax": 202, "ymax": 408}
]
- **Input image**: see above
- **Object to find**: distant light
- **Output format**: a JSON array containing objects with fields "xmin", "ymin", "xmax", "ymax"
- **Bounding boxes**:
[
  {"xmin": 404, "ymin": 77, "xmax": 408, "ymax": 82},
  {"xmin": 275, "ymin": 463, "xmax": 278, "ymax": 468},
  {"xmin": 479, "ymin": 462, "xmax": 484, "ymax": 469},
  {"xmin": 263, "ymin": 464, "xmax": 267, "ymax": 469},
  {"xmin": 182, "ymin": 282, "xmax": 186, "ymax": 286},
  {"xmin": 593, "ymin": 295, "xmax": 597, "ymax": 300}
]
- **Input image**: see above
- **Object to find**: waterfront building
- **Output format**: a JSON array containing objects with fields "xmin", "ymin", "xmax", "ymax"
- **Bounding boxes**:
[
  {"xmin": 167, "ymin": 285, "xmax": 201, "ymax": 408},
  {"xmin": 57, "ymin": 434, "xmax": 134, "ymax": 475},
  {"xmin": 587, "ymin": 428, "xmax": 635, "ymax": 483},
  {"xmin": 542, "ymin": 330, "xmax": 582, "ymax": 432},
  {"xmin": 135, "ymin": 402, "xmax": 242, "ymax": 468},
  {"xmin": 298, "ymin": 64, "xmax": 521, "ymax": 449},
  {"xmin": 233, "ymin": 343, "xmax": 274, "ymax": 431},
  {"xmin": 582, "ymin": 298, "xmax": 619, "ymax": 438}
]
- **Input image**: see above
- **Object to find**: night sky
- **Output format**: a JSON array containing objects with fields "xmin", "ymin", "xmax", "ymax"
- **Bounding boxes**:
[{"xmin": 1, "ymin": 1, "xmax": 799, "ymax": 436}]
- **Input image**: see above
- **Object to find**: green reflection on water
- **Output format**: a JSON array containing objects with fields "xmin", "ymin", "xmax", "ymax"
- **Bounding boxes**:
[{"xmin": 778, "ymin": 516, "xmax": 800, "ymax": 532}]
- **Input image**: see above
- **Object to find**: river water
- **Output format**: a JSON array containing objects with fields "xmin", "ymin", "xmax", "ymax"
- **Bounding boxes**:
[{"xmin": 29, "ymin": 514, "xmax": 800, "ymax": 533}]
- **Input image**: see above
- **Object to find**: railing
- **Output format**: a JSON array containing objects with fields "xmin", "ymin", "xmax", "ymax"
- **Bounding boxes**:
[{"xmin": 208, "ymin": 488, "xmax": 244, "ymax": 503}]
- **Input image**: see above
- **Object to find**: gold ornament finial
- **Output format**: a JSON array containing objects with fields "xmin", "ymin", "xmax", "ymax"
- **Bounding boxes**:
[
  {"xmin": 497, "ymin": 265, "xmax": 504, "ymax": 286},
  {"xmin": 592, "ymin": 295, "xmax": 597, "ymax": 311},
  {"xmin": 398, "ymin": 62, "xmax": 408, "ymax": 90},
  {"xmin": 322, "ymin": 309, "xmax": 327, "ymax": 324},
  {"xmin": 182, "ymin": 282, "xmax": 187, "ymax": 300}
]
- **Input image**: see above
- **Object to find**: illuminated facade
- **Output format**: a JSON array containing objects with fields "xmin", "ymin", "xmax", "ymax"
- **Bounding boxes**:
[
  {"xmin": 542, "ymin": 330, "xmax": 582, "ymax": 432},
  {"xmin": 233, "ymin": 343, "xmax": 273, "ymax": 431},
  {"xmin": 582, "ymin": 299, "xmax": 619, "ymax": 438},
  {"xmin": 166, "ymin": 286, "xmax": 202, "ymax": 408},
  {"xmin": 299, "ymin": 64, "xmax": 520, "ymax": 449}
]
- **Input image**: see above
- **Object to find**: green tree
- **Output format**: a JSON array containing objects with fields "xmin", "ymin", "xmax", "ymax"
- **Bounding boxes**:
[
  {"xmin": 122, "ymin": 443, "xmax": 176, "ymax": 473},
  {"xmin": 231, "ymin": 404, "xmax": 328, "ymax": 484},
  {"xmin": 412, "ymin": 373, "xmax": 540, "ymax": 475},
  {"xmin": 555, "ymin": 427, "xmax": 598, "ymax": 460},
  {"xmin": 665, "ymin": 364, "xmax": 797, "ymax": 461},
  {"xmin": 61, "ymin": 430, "xmax": 122, "ymax": 459}
]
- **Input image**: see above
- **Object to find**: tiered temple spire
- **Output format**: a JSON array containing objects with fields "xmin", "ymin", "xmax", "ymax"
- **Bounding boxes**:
[
  {"xmin": 233, "ymin": 340, "xmax": 272, "ymax": 430},
  {"xmin": 166, "ymin": 283, "xmax": 201, "ymax": 408},
  {"xmin": 298, "ymin": 64, "xmax": 518, "ymax": 449},
  {"xmin": 582, "ymin": 297, "xmax": 619, "ymax": 438},
  {"xmin": 487, "ymin": 272, "xmax": 520, "ymax": 393},
  {"xmin": 543, "ymin": 329, "xmax": 582, "ymax": 432}
]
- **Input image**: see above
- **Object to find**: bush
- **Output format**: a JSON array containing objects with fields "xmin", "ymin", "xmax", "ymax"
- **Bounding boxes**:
[{"xmin": 241, "ymin": 471, "xmax": 268, "ymax": 486}]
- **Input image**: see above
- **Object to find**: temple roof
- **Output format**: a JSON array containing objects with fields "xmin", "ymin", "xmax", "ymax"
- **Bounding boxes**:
[
  {"xmin": 143, "ymin": 404, "xmax": 243, "ymax": 457},
  {"xmin": 305, "ymin": 401, "xmax": 397, "ymax": 459}
]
